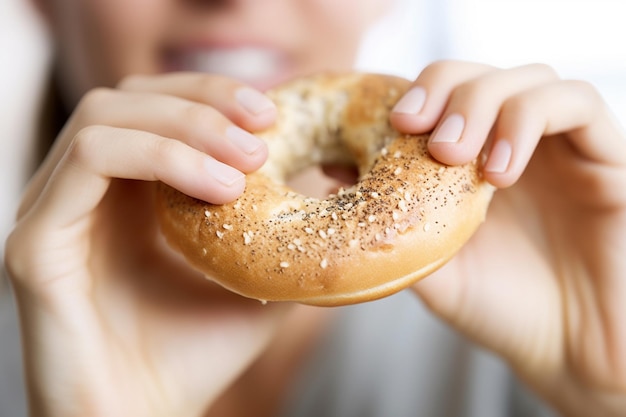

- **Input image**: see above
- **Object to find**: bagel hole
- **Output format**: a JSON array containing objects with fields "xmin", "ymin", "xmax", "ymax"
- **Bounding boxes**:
[{"xmin": 287, "ymin": 164, "xmax": 359, "ymax": 199}]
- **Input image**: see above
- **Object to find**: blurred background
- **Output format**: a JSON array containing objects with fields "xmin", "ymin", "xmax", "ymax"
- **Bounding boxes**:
[{"xmin": 1, "ymin": 0, "xmax": 625, "ymax": 415}]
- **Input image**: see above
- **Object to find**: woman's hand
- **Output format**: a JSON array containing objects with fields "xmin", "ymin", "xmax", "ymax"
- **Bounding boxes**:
[
  {"xmin": 4, "ymin": 73, "xmax": 287, "ymax": 417},
  {"xmin": 391, "ymin": 60, "xmax": 626, "ymax": 417}
]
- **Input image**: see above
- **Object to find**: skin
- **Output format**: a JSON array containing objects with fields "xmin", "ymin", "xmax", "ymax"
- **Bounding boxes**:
[{"xmin": 5, "ymin": 0, "xmax": 626, "ymax": 416}]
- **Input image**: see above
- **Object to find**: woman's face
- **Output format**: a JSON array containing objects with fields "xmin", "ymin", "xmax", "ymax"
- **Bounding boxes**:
[{"xmin": 37, "ymin": 0, "xmax": 390, "ymax": 105}]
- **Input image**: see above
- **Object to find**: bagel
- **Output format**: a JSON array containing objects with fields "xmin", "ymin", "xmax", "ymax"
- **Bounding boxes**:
[{"xmin": 156, "ymin": 73, "xmax": 494, "ymax": 306}]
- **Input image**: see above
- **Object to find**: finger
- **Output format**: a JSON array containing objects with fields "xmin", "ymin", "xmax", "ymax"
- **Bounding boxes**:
[
  {"xmin": 70, "ymin": 88, "xmax": 269, "ymax": 172},
  {"xmin": 390, "ymin": 60, "xmax": 495, "ymax": 133},
  {"xmin": 22, "ymin": 126, "xmax": 245, "ymax": 226},
  {"xmin": 118, "ymin": 72, "xmax": 277, "ymax": 131},
  {"xmin": 484, "ymin": 79, "xmax": 626, "ymax": 188},
  {"xmin": 425, "ymin": 63, "xmax": 560, "ymax": 166},
  {"xmin": 18, "ymin": 88, "xmax": 268, "ymax": 219}
]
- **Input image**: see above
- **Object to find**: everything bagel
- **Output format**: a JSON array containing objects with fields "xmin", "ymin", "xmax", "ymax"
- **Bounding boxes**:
[{"xmin": 156, "ymin": 73, "xmax": 494, "ymax": 306}]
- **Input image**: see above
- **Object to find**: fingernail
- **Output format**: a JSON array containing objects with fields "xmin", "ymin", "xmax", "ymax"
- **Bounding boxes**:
[
  {"xmin": 204, "ymin": 157, "xmax": 244, "ymax": 187},
  {"xmin": 484, "ymin": 140, "xmax": 512, "ymax": 173},
  {"xmin": 226, "ymin": 125, "xmax": 265, "ymax": 155},
  {"xmin": 392, "ymin": 87, "xmax": 427, "ymax": 114},
  {"xmin": 235, "ymin": 87, "xmax": 276, "ymax": 115},
  {"xmin": 430, "ymin": 113, "xmax": 465, "ymax": 143}
]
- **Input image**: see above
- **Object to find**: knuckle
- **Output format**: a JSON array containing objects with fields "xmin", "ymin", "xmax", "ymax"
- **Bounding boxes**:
[
  {"xmin": 421, "ymin": 59, "xmax": 462, "ymax": 81},
  {"xmin": 116, "ymin": 73, "xmax": 150, "ymax": 90},
  {"xmin": 4, "ymin": 223, "xmax": 42, "ymax": 287},
  {"xmin": 74, "ymin": 87, "xmax": 115, "ymax": 124},
  {"xmin": 181, "ymin": 101, "xmax": 219, "ymax": 127},
  {"xmin": 150, "ymin": 136, "xmax": 184, "ymax": 167},
  {"xmin": 524, "ymin": 62, "xmax": 560, "ymax": 80},
  {"xmin": 68, "ymin": 125, "xmax": 105, "ymax": 166},
  {"xmin": 78, "ymin": 87, "xmax": 114, "ymax": 110},
  {"xmin": 569, "ymin": 79, "xmax": 601, "ymax": 101},
  {"xmin": 500, "ymin": 93, "xmax": 534, "ymax": 119},
  {"xmin": 451, "ymin": 78, "xmax": 483, "ymax": 102}
]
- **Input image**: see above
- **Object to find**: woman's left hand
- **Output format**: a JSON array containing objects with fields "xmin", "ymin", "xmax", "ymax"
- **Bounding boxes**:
[{"xmin": 391, "ymin": 60, "xmax": 626, "ymax": 417}]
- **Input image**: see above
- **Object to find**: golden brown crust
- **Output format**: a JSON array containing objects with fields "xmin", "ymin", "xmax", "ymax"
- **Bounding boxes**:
[{"xmin": 156, "ymin": 73, "xmax": 494, "ymax": 306}]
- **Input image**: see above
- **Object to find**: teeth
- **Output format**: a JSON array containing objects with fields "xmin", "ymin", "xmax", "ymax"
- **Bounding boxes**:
[{"xmin": 181, "ymin": 48, "xmax": 281, "ymax": 81}]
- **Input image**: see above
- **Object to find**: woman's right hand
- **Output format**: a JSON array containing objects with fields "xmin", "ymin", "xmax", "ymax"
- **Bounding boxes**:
[{"xmin": 5, "ymin": 72, "xmax": 286, "ymax": 417}]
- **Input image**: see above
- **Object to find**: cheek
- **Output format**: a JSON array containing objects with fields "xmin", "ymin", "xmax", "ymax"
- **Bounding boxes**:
[{"xmin": 58, "ymin": 0, "xmax": 172, "ymax": 102}]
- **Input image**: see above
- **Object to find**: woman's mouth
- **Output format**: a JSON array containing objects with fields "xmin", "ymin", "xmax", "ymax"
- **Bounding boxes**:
[{"xmin": 164, "ymin": 47, "xmax": 292, "ymax": 90}]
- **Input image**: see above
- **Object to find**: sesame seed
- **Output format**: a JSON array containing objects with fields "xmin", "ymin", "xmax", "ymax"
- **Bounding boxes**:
[
  {"xmin": 371, "ymin": 192, "xmax": 379, "ymax": 198},
  {"xmin": 327, "ymin": 228, "xmax": 336, "ymax": 235},
  {"xmin": 223, "ymin": 224, "xmax": 233, "ymax": 230},
  {"xmin": 320, "ymin": 259, "xmax": 328, "ymax": 269},
  {"xmin": 319, "ymin": 230, "xmax": 327, "ymax": 239},
  {"xmin": 358, "ymin": 222, "xmax": 366, "ymax": 227},
  {"xmin": 393, "ymin": 151, "xmax": 402, "ymax": 158},
  {"xmin": 216, "ymin": 231, "xmax": 225, "ymax": 239},
  {"xmin": 204, "ymin": 210, "xmax": 211, "ymax": 218},
  {"xmin": 349, "ymin": 239, "xmax": 360, "ymax": 248},
  {"xmin": 368, "ymin": 215, "xmax": 377, "ymax": 223},
  {"xmin": 393, "ymin": 167, "xmax": 402, "ymax": 176},
  {"xmin": 280, "ymin": 262, "xmax": 289, "ymax": 268},
  {"xmin": 305, "ymin": 227, "xmax": 314, "ymax": 234},
  {"xmin": 423, "ymin": 223, "xmax": 431, "ymax": 232}
]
